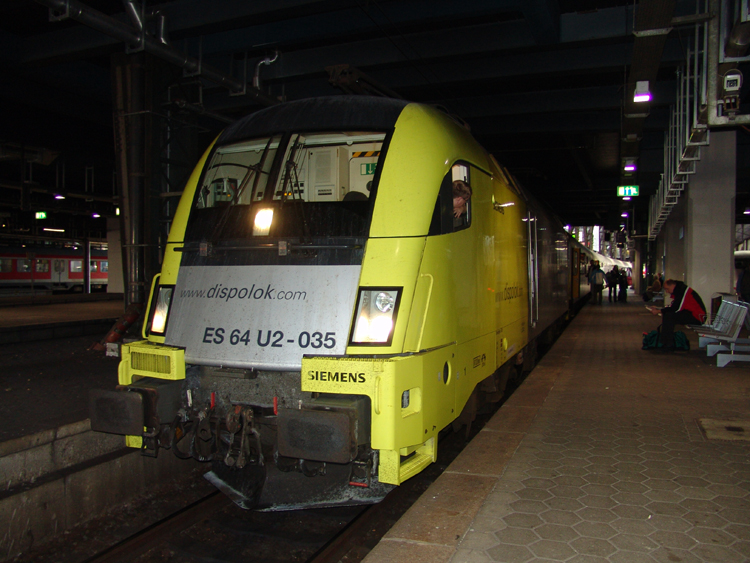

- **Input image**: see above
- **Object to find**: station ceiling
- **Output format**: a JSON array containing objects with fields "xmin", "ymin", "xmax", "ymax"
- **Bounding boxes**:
[{"xmin": 1, "ymin": 0, "xmax": 749, "ymax": 239}]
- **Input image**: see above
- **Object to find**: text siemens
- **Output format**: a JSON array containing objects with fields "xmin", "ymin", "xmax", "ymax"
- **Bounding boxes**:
[
  {"xmin": 181, "ymin": 283, "xmax": 307, "ymax": 302},
  {"xmin": 308, "ymin": 371, "xmax": 366, "ymax": 383},
  {"xmin": 203, "ymin": 327, "xmax": 336, "ymax": 349}
]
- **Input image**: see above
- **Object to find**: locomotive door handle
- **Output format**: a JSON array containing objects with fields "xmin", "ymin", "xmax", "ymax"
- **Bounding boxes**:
[
  {"xmin": 415, "ymin": 273, "xmax": 433, "ymax": 352},
  {"xmin": 373, "ymin": 376, "xmax": 381, "ymax": 415}
]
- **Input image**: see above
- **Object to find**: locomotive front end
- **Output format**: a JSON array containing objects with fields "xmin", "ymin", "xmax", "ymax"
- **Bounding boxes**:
[{"xmin": 93, "ymin": 98, "xmax": 424, "ymax": 509}]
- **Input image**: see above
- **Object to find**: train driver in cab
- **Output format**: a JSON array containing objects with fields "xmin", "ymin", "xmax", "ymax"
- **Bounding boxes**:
[{"xmin": 452, "ymin": 180, "xmax": 472, "ymax": 223}]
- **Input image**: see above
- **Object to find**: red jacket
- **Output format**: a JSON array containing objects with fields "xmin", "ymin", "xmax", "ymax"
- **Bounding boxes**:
[{"xmin": 665, "ymin": 282, "xmax": 706, "ymax": 323}]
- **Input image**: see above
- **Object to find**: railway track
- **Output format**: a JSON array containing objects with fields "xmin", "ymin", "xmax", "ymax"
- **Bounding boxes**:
[
  {"xmin": 13, "ymin": 315, "xmax": 572, "ymax": 563},
  {"xmin": 67, "ymin": 409, "xmax": 494, "ymax": 563},
  {"xmin": 129, "ymin": 499, "xmax": 365, "ymax": 563}
]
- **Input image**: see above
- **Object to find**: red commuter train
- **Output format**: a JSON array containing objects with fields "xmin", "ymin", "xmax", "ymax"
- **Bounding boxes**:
[{"xmin": 0, "ymin": 246, "xmax": 109, "ymax": 292}]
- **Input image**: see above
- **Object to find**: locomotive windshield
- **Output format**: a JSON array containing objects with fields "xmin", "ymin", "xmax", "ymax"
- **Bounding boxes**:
[{"xmin": 185, "ymin": 131, "xmax": 386, "ymax": 243}]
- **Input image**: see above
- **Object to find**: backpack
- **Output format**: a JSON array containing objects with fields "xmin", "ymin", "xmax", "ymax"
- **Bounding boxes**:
[
  {"xmin": 642, "ymin": 329, "xmax": 690, "ymax": 350},
  {"xmin": 594, "ymin": 271, "xmax": 605, "ymax": 285}
]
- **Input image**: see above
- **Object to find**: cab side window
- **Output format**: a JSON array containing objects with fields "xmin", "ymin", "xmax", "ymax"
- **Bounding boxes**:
[{"xmin": 428, "ymin": 163, "xmax": 472, "ymax": 236}]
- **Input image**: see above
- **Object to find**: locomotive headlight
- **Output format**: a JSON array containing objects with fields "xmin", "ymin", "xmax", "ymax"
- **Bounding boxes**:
[
  {"xmin": 149, "ymin": 286, "xmax": 173, "ymax": 335},
  {"xmin": 253, "ymin": 208, "xmax": 274, "ymax": 236},
  {"xmin": 350, "ymin": 287, "xmax": 401, "ymax": 345},
  {"xmin": 375, "ymin": 291, "xmax": 395, "ymax": 312}
]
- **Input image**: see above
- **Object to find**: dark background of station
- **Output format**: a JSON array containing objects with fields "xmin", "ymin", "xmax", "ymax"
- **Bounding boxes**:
[{"xmin": 0, "ymin": 0, "xmax": 749, "ymax": 247}]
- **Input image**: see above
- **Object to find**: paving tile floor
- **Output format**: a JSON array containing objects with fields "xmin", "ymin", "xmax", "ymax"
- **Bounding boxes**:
[{"xmin": 364, "ymin": 298, "xmax": 750, "ymax": 563}]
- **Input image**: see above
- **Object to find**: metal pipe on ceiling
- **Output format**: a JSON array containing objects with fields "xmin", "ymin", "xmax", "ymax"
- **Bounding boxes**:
[
  {"xmin": 122, "ymin": 0, "xmax": 143, "ymax": 38},
  {"xmin": 173, "ymin": 99, "xmax": 235, "ymax": 125},
  {"xmin": 254, "ymin": 51, "xmax": 279, "ymax": 90},
  {"xmin": 0, "ymin": 180, "xmax": 116, "ymax": 203},
  {"xmin": 34, "ymin": 0, "xmax": 278, "ymax": 106}
]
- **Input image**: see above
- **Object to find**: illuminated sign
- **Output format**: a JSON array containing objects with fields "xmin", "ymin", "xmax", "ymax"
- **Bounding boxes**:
[
  {"xmin": 35, "ymin": 211, "xmax": 47, "ymax": 219},
  {"xmin": 617, "ymin": 185, "xmax": 639, "ymax": 197}
]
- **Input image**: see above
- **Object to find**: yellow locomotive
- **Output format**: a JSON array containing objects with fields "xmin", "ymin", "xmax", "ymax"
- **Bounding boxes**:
[{"xmin": 92, "ymin": 97, "xmax": 589, "ymax": 509}]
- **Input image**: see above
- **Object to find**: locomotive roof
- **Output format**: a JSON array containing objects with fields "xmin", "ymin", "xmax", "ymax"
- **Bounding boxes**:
[{"xmin": 217, "ymin": 96, "xmax": 411, "ymax": 146}]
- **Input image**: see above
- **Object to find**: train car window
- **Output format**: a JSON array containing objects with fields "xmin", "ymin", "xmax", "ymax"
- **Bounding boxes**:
[
  {"xmin": 35, "ymin": 259, "xmax": 50, "ymax": 273},
  {"xmin": 186, "ymin": 131, "xmax": 386, "ymax": 243},
  {"xmin": 100, "ymin": 261, "xmax": 108, "ymax": 273},
  {"xmin": 17, "ymin": 259, "xmax": 31, "ymax": 273},
  {"xmin": 452, "ymin": 163, "xmax": 471, "ymax": 232},
  {"xmin": 0, "ymin": 259, "xmax": 11, "ymax": 272},
  {"xmin": 89, "ymin": 261, "xmax": 98, "ymax": 273},
  {"xmin": 70, "ymin": 260, "xmax": 82, "ymax": 273},
  {"xmin": 428, "ymin": 163, "xmax": 472, "ymax": 236}
]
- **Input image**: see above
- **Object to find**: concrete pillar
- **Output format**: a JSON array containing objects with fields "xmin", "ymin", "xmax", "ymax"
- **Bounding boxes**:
[
  {"xmin": 686, "ymin": 130, "xmax": 736, "ymax": 312},
  {"xmin": 631, "ymin": 249, "xmax": 642, "ymax": 294},
  {"xmin": 107, "ymin": 217, "xmax": 124, "ymax": 294},
  {"xmin": 660, "ymin": 186, "xmax": 687, "ymax": 286}
]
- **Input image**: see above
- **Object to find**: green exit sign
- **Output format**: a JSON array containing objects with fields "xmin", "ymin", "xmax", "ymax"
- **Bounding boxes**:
[
  {"xmin": 35, "ymin": 211, "xmax": 47, "ymax": 219},
  {"xmin": 360, "ymin": 163, "xmax": 377, "ymax": 175},
  {"xmin": 617, "ymin": 185, "xmax": 639, "ymax": 197}
]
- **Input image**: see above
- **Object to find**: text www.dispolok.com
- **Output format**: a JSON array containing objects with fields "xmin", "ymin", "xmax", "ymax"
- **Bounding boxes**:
[{"xmin": 179, "ymin": 283, "xmax": 307, "ymax": 302}]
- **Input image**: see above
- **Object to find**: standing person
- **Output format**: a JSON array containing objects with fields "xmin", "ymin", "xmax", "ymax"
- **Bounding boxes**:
[
  {"xmin": 607, "ymin": 266, "xmax": 619, "ymax": 302},
  {"xmin": 618, "ymin": 268, "xmax": 629, "ymax": 302},
  {"xmin": 588, "ymin": 261, "xmax": 606, "ymax": 305},
  {"xmin": 646, "ymin": 279, "xmax": 706, "ymax": 349}
]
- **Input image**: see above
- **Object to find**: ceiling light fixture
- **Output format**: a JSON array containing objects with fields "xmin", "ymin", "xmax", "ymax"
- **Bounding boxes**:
[
  {"xmin": 634, "ymin": 80, "xmax": 651, "ymax": 103},
  {"xmin": 623, "ymin": 158, "xmax": 637, "ymax": 172}
]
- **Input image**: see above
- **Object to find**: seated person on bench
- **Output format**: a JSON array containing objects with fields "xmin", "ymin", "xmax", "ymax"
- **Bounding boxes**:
[
  {"xmin": 643, "ymin": 273, "xmax": 663, "ymax": 302},
  {"xmin": 647, "ymin": 279, "xmax": 706, "ymax": 349}
]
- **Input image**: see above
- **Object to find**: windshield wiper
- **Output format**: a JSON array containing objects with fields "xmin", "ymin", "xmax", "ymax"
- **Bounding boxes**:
[
  {"xmin": 208, "ymin": 137, "xmax": 274, "ymax": 242},
  {"xmin": 279, "ymin": 136, "xmax": 311, "ymax": 239}
]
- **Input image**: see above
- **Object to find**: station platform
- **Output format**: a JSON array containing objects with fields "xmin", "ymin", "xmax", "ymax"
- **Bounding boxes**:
[
  {"xmin": 363, "ymin": 296, "xmax": 750, "ymax": 563},
  {"xmin": 0, "ymin": 295, "xmax": 124, "ymax": 441},
  {"xmin": 0, "ymin": 292, "xmax": 125, "ymax": 344}
]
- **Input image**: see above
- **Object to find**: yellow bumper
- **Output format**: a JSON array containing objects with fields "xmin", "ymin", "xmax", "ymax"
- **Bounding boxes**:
[
  {"xmin": 302, "ymin": 345, "xmax": 457, "ymax": 485},
  {"xmin": 118, "ymin": 340, "xmax": 186, "ymax": 385},
  {"xmin": 118, "ymin": 340, "xmax": 186, "ymax": 448}
]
